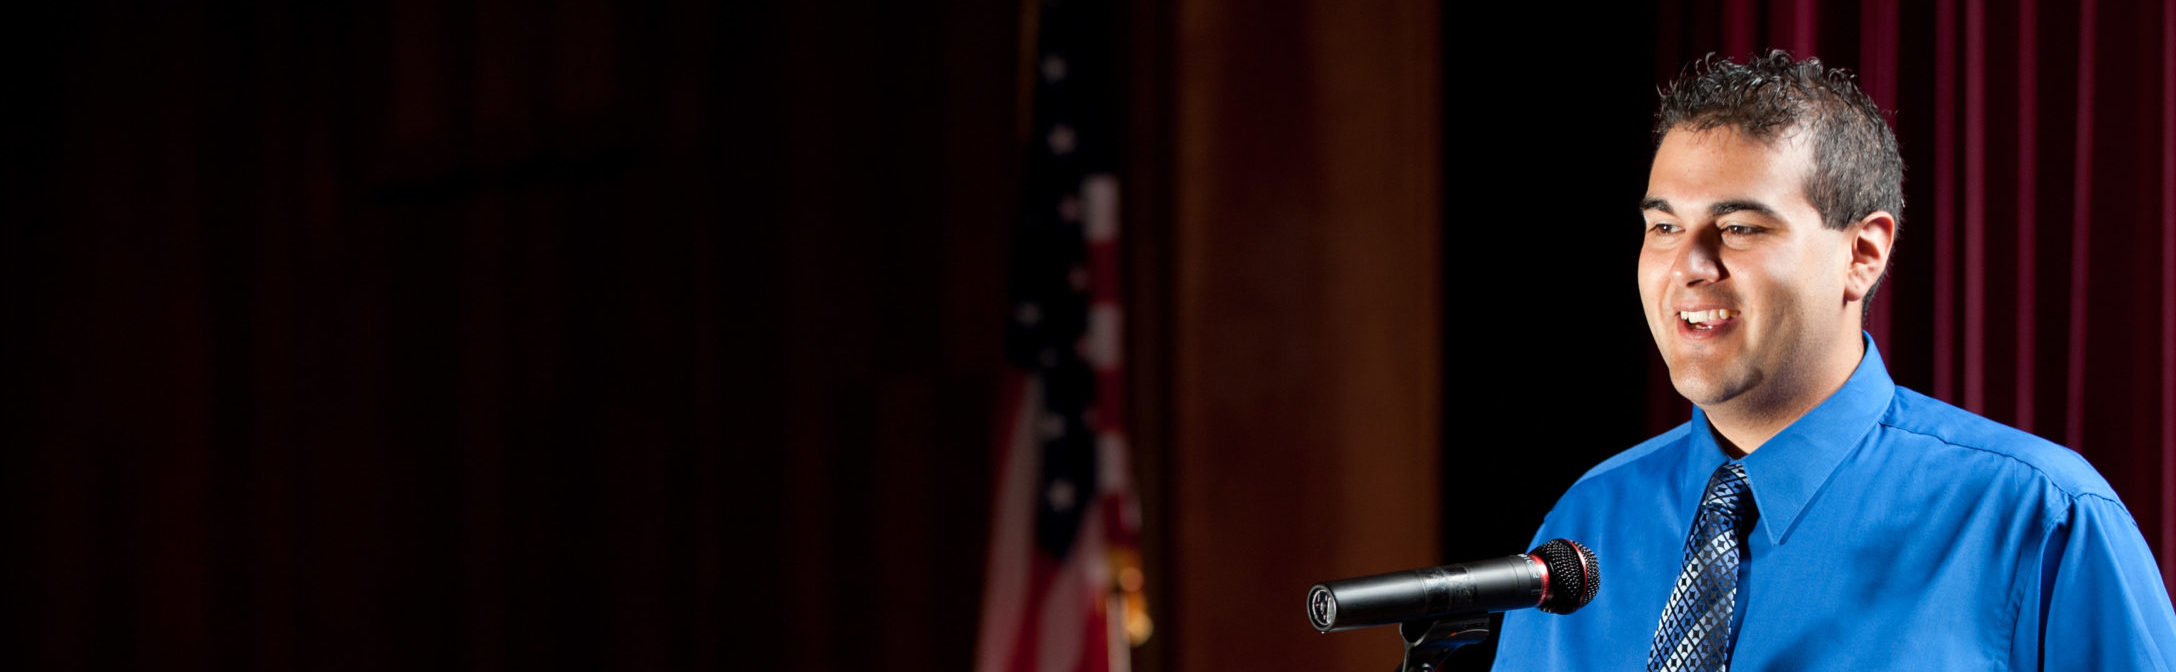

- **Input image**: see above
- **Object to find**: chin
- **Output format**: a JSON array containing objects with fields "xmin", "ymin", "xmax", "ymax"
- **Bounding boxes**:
[
  {"xmin": 1667, "ymin": 368, "xmax": 1742, "ymax": 408},
  {"xmin": 1670, "ymin": 380, "xmax": 1716, "ymax": 407}
]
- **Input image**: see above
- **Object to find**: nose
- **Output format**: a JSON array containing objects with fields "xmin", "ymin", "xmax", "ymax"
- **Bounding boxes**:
[{"xmin": 1672, "ymin": 226, "xmax": 1725, "ymax": 285}]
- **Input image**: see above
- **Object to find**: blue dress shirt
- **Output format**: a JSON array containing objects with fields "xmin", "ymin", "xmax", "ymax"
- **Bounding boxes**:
[{"xmin": 1495, "ymin": 337, "xmax": 2176, "ymax": 670}]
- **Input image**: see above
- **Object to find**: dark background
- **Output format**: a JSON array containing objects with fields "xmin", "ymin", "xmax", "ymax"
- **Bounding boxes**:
[
  {"xmin": 10, "ymin": 1, "xmax": 1033, "ymax": 669},
  {"xmin": 1437, "ymin": 5, "xmax": 1659, "ymax": 667},
  {"xmin": 9, "ymin": 1, "xmax": 2172, "ymax": 671}
]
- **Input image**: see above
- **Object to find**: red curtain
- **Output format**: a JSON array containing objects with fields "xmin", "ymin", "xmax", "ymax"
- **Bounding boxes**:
[
  {"xmin": 12, "ymin": 2, "xmax": 1024, "ymax": 669},
  {"xmin": 1648, "ymin": 0, "xmax": 2176, "ymax": 593}
]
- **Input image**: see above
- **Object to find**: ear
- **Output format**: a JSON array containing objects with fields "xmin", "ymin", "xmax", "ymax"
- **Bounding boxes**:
[{"xmin": 1842, "ymin": 210, "xmax": 1897, "ymax": 303}]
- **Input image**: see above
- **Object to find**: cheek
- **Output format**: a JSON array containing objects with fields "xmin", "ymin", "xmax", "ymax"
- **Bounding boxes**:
[
  {"xmin": 1746, "ymin": 255, "xmax": 1829, "ymax": 329},
  {"xmin": 1636, "ymin": 250, "xmax": 1670, "ymax": 299},
  {"xmin": 1635, "ymin": 254, "xmax": 1672, "ymax": 336},
  {"xmin": 1786, "ymin": 244, "xmax": 1852, "ymax": 299}
]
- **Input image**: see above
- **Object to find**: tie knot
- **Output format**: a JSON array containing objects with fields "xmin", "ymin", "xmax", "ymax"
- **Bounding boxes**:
[{"xmin": 1701, "ymin": 462, "xmax": 1753, "ymax": 515}]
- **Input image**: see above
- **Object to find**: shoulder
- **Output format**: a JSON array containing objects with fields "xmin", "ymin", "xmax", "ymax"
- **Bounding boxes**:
[
  {"xmin": 1537, "ymin": 423, "xmax": 1694, "ymax": 522},
  {"xmin": 1526, "ymin": 424, "xmax": 1698, "ymax": 583},
  {"xmin": 1571, "ymin": 422, "xmax": 1690, "ymax": 488},
  {"xmin": 1881, "ymin": 386, "xmax": 2116, "ymax": 502}
]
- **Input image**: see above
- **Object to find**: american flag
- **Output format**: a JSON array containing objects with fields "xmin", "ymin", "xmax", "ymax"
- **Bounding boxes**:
[{"xmin": 975, "ymin": 0, "xmax": 1148, "ymax": 670}]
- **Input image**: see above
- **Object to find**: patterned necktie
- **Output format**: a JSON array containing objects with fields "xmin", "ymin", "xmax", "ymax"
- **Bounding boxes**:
[{"xmin": 1648, "ymin": 462, "xmax": 1758, "ymax": 672}]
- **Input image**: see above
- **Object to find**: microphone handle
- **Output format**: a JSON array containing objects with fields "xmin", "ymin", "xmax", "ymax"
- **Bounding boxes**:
[{"xmin": 1310, "ymin": 554, "xmax": 1545, "ymax": 632}]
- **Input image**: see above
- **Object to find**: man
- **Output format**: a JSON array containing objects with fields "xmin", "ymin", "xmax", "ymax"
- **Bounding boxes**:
[{"xmin": 1493, "ymin": 51, "xmax": 2176, "ymax": 670}]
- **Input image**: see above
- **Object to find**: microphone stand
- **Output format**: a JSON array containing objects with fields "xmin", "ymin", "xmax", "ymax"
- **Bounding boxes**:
[{"xmin": 1395, "ymin": 614, "xmax": 1493, "ymax": 672}]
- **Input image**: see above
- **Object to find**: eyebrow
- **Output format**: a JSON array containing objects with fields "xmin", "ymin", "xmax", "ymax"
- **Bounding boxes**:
[{"xmin": 1638, "ymin": 197, "xmax": 1781, "ymax": 220}]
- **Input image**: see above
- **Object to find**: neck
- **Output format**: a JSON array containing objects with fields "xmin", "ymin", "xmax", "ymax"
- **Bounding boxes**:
[{"xmin": 1701, "ymin": 332, "xmax": 1866, "ymax": 456}]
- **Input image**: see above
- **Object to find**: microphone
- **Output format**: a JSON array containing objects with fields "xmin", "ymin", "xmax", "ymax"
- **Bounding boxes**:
[{"xmin": 1306, "ymin": 538, "xmax": 1600, "ymax": 632}]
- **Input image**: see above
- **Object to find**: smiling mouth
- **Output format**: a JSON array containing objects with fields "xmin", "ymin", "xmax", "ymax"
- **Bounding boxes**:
[{"xmin": 1679, "ymin": 309, "xmax": 1738, "ymax": 331}]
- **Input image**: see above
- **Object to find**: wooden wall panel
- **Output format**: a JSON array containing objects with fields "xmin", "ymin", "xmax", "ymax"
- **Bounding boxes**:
[{"xmin": 1165, "ymin": 0, "xmax": 1442, "ymax": 668}]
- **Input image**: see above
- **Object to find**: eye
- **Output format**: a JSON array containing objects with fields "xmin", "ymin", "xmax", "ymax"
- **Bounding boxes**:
[
  {"xmin": 1721, "ymin": 223, "xmax": 1763, "ymax": 236},
  {"xmin": 1647, "ymin": 222, "xmax": 1681, "ymax": 235}
]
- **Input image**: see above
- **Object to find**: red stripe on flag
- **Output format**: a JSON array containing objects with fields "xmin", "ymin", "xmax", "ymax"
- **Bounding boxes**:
[
  {"xmin": 978, "ymin": 376, "xmax": 1039, "ymax": 672},
  {"xmin": 1005, "ymin": 556, "xmax": 1060, "ymax": 672}
]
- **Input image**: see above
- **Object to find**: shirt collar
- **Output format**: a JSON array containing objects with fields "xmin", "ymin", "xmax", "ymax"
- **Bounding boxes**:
[{"xmin": 1681, "ymin": 333, "xmax": 1895, "ymax": 545}]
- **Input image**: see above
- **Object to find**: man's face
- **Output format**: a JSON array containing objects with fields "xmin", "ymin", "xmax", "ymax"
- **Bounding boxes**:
[{"xmin": 1638, "ymin": 126, "xmax": 1859, "ymax": 413}]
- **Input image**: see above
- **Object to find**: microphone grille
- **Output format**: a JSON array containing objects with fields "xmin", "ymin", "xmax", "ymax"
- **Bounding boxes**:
[{"xmin": 1532, "ymin": 538, "xmax": 1600, "ymax": 614}]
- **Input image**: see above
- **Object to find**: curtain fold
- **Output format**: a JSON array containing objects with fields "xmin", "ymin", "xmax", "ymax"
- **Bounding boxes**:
[{"xmin": 11, "ymin": 2, "xmax": 1026, "ymax": 669}]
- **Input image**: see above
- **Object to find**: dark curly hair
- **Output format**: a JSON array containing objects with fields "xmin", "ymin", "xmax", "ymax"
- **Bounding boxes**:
[{"xmin": 1656, "ymin": 50, "xmax": 1904, "ymax": 232}]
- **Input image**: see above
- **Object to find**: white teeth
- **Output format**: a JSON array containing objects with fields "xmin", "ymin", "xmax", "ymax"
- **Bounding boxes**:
[{"xmin": 1679, "ymin": 309, "xmax": 1738, "ymax": 324}]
